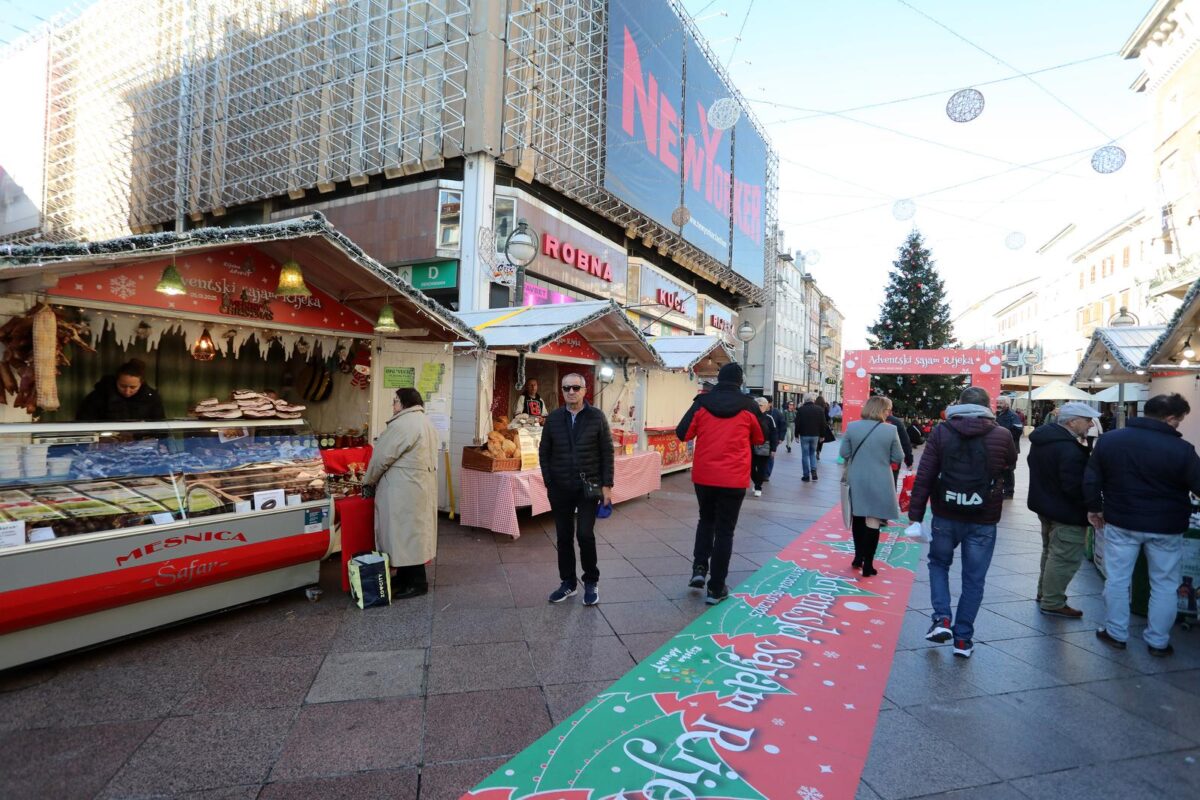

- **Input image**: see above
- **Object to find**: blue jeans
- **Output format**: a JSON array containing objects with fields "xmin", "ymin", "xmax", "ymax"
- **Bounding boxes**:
[
  {"xmin": 1101, "ymin": 523, "xmax": 1183, "ymax": 649},
  {"xmin": 927, "ymin": 515, "xmax": 997, "ymax": 641},
  {"xmin": 800, "ymin": 436, "xmax": 819, "ymax": 477}
]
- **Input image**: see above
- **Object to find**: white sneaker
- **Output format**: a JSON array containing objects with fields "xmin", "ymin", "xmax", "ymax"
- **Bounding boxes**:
[{"xmin": 753, "ymin": 489, "xmax": 762, "ymax": 497}]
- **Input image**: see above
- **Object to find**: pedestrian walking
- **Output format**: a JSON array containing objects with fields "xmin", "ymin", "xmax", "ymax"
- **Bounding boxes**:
[
  {"xmin": 784, "ymin": 401, "xmax": 797, "ymax": 452},
  {"xmin": 676, "ymin": 363, "xmax": 765, "ymax": 605},
  {"xmin": 829, "ymin": 401, "xmax": 843, "ymax": 432},
  {"xmin": 840, "ymin": 396, "xmax": 904, "ymax": 577},
  {"xmin": 764, "ymin": 397, "xmax": 786, "ymax": 480},
  {"xmin": 1085, "ymin": 393, "xmax": 1200, "ymax": 657},
  {"xmin": 907, "ymin": 387, "xmax": 1017, "ymax": 658},
  {"xmin": 886, "ymin": 410, "xmax": 914, "ymax": 485},
  {"xmin": 752, "ymin": 397, "xmax": 778, "ymax": 496},
  {"xmin": 795, "ymin": 392, "xmax": 826, "ymax": 482},
  {"xmin": 540, "ymin": 373, "xmax": 614, "ymax": 606},
  {"xmin": 816, "ymin": 394, "xmax": 831, "ymax": 457},
  {"xmin": 1027, "ymin": 401, "xmax": 1100, "ymax": 618},
  {"xmin": 363, "ymin": 388, "xmax": 440, "ymax": 599},
  {"xmin": 996, "ymin": 397, "xmax": 1024, "ymax": 499}
]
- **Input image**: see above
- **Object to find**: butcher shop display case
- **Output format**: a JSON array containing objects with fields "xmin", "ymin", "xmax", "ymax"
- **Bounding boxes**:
[{"xmin": 0, "ymin": 419, "xmax": 333, "ymax": 670}]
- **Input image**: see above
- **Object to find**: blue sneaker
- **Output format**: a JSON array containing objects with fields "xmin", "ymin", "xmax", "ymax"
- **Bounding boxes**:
[
  {"xmin": 549, "ymin": 582, "xmax": 577, "ymax": 603},
  {"xmin": 583, "ymin": 583, "xmax": 599, "ymax": 606}
]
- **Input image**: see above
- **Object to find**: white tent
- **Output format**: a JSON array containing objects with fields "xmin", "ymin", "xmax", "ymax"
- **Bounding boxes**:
[
  {"xmin": 1014, "ymin": 380, "xmax": 1097, "ymax": 402},
  {"xmin": 1091, "ymin": 383, "xmax": 1149, "ymax": 403}
]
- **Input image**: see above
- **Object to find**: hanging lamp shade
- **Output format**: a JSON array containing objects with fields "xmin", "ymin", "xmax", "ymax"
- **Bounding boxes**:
[
  {"xmin": 276, "ymin": 259, "xmax": 311, "ymax": 297},
  {"xmin": 191, "ymin": 328, "xmax": 217, "ymax": 361},
  {"xmin": 374, "ymin": 304, "xmax": 400, "ymax": 334},
  {"xmin": 155, "ymin": 262, "xmax": 187, "ymax": 295}
]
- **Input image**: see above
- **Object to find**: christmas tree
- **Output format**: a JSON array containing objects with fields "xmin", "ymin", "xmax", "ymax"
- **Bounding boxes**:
[{"xmin": 866, "ymin": 230, "xmax": 963, "ymax": 418}]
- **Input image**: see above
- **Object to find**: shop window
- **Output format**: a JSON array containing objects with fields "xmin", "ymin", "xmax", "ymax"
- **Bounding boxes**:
[
  {"xmin": 437, "ymin": 190, "xmax": 462, "ymax": 248},
  {"xmin": 494, "ymin": 197, "xmax": 516, "ymax": 254}
]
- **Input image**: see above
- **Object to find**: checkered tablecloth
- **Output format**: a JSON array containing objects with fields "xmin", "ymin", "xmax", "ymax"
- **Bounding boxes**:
[{"xmin": 458, "ymin": 452, "xmax": 663, "ymax": 538}]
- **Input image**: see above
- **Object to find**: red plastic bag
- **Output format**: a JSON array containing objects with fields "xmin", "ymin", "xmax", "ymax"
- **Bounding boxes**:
[{"xmin": 898, "ymin": 473, "xmax": 916, "ymax": 512}]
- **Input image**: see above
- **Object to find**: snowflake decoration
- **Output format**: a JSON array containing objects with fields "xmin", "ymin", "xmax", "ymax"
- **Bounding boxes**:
[
  {"xmin": 870, "ymin": 619, "xmax": 885, "ymax": 626},
  {"xmin": 797, "ymin": 786, "xmax": 824, "ymax": 800},
  {"xmin": 772, "ymin": 718, "xmax": 786, "ymax": 727},
  {"xmin": 823, "ymin": 651, "xmax": 840, "ymax": 659},
  {"xmin": 109, "ymin": 275, "xmax": 137, "ymax": 299}
]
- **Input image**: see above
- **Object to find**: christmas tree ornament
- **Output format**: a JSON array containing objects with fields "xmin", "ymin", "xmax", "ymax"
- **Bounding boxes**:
[
  {"xmin": 946, "ymin": 88, "xmax": 985, "ymax": 122},
  {"xmin": 1005, "ymin": 231, "xmax": 1026, "ymax": 250},
  {"xmin": 1091, "ymin": 145, "xmax": 1126, "ymax": 174},
  {"xmin": 708, "ymin": 97, "xmax": 741, "ymax": 130}
]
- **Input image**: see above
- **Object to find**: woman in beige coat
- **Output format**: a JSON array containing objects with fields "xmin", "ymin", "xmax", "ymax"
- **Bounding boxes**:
[{"xmin": 364, "ymin": 387, "xmax": 440, "ymax": 599}]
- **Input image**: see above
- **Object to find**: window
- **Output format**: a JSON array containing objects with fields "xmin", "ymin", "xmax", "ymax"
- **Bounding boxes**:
[
  {"xmin": 1079, "ymin": 272, "xmax": 1085, "ymax": 290},
  {"xmin": 437, "ymin": 190, "xmax": 462, "ymax": 248},
  {"xmin": 1122, "ymin": 246, "xmax": 1130, "ymax": 268},
  {"xmin": 1090, "ymin": 265, "xmax": 1096, "ymax": 283},
  {"xmin": 1121, "ymin": 289, "xmax": 1131, "ymax": 309},
  {"xmin": 493, "ymin": 197, "xmax": 516, "ymax": 254}
]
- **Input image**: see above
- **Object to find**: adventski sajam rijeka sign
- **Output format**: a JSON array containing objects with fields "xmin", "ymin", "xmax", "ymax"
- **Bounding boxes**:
[{"xmin": 462, "ymin": 508, "xmax": 919, "ymax": 800}]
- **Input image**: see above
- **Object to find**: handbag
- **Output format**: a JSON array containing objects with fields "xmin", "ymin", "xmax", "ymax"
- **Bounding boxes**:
[
  {"xmin": 898, "ymin": 471, "xmax": 916, "ymax": 513},
  {"xmin": 822, "ymin": 424, "xmax": 836, "ymax": 444},
  {"xmin": 841, "ymin": 422, "xmax": 882, "ymax": 529},
  {"xmin": 569, "ymin": 411, "xmax": 604, "ymax": 502},
  {"xmin": 348, "ymin": 551, "xmax": 391, "ymax": 609}
]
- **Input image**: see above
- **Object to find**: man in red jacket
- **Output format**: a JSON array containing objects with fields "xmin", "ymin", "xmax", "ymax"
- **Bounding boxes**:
[
  {"xmin": 907, "ymin": 386, "xmax": 1017, "ymax": 658},
  {"xmin": 676, "ymin": 362, "xmax": 766, "ymax": 605}
]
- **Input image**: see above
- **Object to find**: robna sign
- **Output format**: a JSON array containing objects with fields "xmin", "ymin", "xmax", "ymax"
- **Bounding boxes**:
[
  {"xmin": 619, "ymin": 27, "xmax": 763, "ymax": 246},
  {"xmin": 541, "ymin": 233, "xmax": 614, "ymax": 283}
]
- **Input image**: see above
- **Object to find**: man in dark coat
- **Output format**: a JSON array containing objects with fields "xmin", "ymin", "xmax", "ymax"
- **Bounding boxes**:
[
  {"xmin": 1027, "ymin": 401, "xmax": 1100, "ymax": 618},
  {"xmin": 677, "ymin": 363, "xmax": 765, "ymax": 605},
  {"xmin": 995, "ymin": 397, "xmax": 1024, "ymax": 498},
  {"xmin": 763, "ymin": 398, "xmax": 787, "ymax": 480},
  {"xmin": 1085, "ymin": 393, "xmax": 1200, "ymax": 657},
  {"xmin": 540, "ymin": 373, "xmax": 614, "ymax": 607},
  {"xmin": 886, "ymin": 412, "xmax": 914, "ymax": 484},
  {"xmin": 795, "ymin": 393, "xmax": 826, "ymax": 482},
  {"xmin": 908, "ymin": 387, "xmax": 1017, "ymax": 658}
]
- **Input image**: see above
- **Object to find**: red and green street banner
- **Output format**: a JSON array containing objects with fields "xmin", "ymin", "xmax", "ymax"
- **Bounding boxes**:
[{"xmin": 462, "ymin": 508, "xmax": 920, "ymax": 800}]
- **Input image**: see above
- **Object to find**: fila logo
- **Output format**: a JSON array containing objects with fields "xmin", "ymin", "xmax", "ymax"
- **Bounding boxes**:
[{"xmin": 945, "ymin": 491, "xmax": 984, "ymax": 506}]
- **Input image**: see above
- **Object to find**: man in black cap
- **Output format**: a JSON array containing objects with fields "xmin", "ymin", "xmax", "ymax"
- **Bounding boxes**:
[{"xmin": 676, "ymin": 363, "xmax": 766, "ymax": 604}]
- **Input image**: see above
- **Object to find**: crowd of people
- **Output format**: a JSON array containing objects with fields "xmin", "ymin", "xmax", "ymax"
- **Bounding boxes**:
[{"xmin": 358, "ymin": 369, "xmax": 1197, "ymax": 668}]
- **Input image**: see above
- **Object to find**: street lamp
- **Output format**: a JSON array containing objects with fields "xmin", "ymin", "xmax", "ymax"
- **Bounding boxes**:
[
  {"xmin": 1108, "ymin": 306, "xmax": 1139, "ymax": 429},
  {"xmin": 505, "ymin": 218, "xmax": 538, "ymax": 305},
  {"xmin": 1023, "ymin": 349, "xmax": 1040, "ymax": 419},
  {"xmin": 736, "ymin": 320, "xmax": 756, "ymax": 383}
]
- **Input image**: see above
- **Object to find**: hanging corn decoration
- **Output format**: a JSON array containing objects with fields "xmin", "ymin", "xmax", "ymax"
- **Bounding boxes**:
[{"xmin": 32, "ymin": 305, "xmax": 60, "ymax": 411}]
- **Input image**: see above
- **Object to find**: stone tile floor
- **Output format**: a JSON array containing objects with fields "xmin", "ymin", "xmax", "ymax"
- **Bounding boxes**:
[{"xmin": 1, "ymin": 444, "xmax": 1198, "ymax": 799}]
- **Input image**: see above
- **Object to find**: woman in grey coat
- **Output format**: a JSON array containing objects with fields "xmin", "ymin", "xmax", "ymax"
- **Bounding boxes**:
[{"xmin": 839, "ymin": 395, "xmax": 904, "ymax": 577}]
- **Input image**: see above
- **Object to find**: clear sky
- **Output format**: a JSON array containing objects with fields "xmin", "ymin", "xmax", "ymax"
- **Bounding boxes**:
[
  {"xmin": 683, "ymin": 0, "xmax": 1157, "ymax": 348},
  {"xmin": 4, "ymin": 1, "xmax": 1158, "ymax": 350}
]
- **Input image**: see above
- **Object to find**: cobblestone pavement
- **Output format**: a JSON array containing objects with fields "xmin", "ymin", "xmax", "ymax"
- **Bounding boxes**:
[{"xmin": 1, "ymin": 445, "xmax": 1197, "ymax": 799}]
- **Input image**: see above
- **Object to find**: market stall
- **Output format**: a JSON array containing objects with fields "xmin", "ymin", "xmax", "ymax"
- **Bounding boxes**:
[
  {"xmin": 0, "ymin": 215, "xmax": 481, "ymax": 666},
  {"xmin": 449, "ymin": 300, "xmax": 665, "ymax": 537},
  {"xmin": 640, "ymin": 334, "xmax": 735, "ymax": 474}
]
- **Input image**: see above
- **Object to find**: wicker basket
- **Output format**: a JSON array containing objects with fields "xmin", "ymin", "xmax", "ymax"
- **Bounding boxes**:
[{"xmin": 462, "ymin": 446, "xmax": 522, "ymax": 472}]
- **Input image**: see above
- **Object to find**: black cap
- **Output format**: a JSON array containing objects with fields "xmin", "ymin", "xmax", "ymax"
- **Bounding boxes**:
[{"xmin": 717, "ymin": 363, "xmax": 744, "ymax": 386}]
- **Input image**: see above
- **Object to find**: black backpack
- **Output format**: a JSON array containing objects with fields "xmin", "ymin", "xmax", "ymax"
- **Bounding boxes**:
[{"xmin": 935, "ymin": 427, "xmax": 994, "ymax": 514}]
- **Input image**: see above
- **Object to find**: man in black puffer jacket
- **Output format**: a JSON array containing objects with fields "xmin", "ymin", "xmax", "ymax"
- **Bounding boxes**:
[
  {"xmin": 540, "ymin": 372, "xmax": 614, "ymax": 607},
  {"xmin": 1085, "ymin": 393, "xmax": 1200, "ymax": 657},
  {"xmin": 1027, "ymin": 402, "xmax": 1100, "ymax": 619}
]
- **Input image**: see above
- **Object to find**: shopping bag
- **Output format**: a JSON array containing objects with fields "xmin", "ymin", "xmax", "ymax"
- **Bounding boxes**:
[
  {"xmin": 898, "ymin": 472, "xmax": 915, "ymax": 513},
  {"xmin": 348, "ymin": 551, "xmax": 391, "ymax": 609}
]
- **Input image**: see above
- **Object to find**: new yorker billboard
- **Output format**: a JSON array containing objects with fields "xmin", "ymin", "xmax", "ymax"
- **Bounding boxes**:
[{"xmin": 604, "ymin": 0, "xmax": 767, "ymax": 288}]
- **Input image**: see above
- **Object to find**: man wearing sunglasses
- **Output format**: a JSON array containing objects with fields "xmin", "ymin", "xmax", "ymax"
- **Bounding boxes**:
[{"xmin": 540, "ymin": 373, "xmax": 614, "ymax": 606}]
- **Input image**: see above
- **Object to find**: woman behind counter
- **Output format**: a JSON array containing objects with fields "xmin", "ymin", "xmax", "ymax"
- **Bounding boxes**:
[
  {"xmin": 364, "ymin": 387, "xmax": 440, "ymax": 599},
  {"xmin": 839, "ymin": 395, "xmax": 904, "ymax": 578},
  {"xmin": 76, "ymin": 358, "xmax": 166, "ymax": 421}
]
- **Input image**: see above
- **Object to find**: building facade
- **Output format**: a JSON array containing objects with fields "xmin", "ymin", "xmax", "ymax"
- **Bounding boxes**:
[{"xmin": 0, "ymin": 0, "xmax": 777, "ymax": 325}]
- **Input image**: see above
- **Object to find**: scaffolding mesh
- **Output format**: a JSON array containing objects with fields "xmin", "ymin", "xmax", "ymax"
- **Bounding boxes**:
[
  {"xmin": 13, "ymin": 0, "xmax": 470, "ymax": 242},
  {"xmin": 500, "ymin": 0, "xmax": 774, "ymax": 303}
]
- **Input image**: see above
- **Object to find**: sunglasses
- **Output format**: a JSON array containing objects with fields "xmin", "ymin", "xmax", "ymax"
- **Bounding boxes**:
[{"xmin": 562, "ymin": 385, "xmax": 584, "ymax": 392}]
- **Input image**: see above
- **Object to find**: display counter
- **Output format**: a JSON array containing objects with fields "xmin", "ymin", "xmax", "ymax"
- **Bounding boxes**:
[
  {"xmin": 458, "ymin": 451, "xmax": 662, "ymax": 537},
  {"xmin": 644, "ymin": 426, "xmax": 694, "ymax": 474},
  {"xmin": 0, "ymin": 419, "xmax": 332, "ymax": 669}
]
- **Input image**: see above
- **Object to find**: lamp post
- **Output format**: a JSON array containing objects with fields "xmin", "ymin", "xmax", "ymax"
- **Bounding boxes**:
[
  {"xmin": 1023, "ymin": 349, "xmax": 1040, "ymax": 419},
  {"xmin": 1108, "ymin": 305, "xmax": 1140, "ymax": 429},
  {"xmin": 505, "ymin": 218, "xmax": 538, "ymax": 306},
  {"xmin": 736, "ymin": 321, "xmax": 756, "ymax": 386}
]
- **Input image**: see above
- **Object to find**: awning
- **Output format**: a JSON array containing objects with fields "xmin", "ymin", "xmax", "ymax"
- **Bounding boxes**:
[
  {"xmin": 0, "ymin": 214, "xmax": 483, "ymax": 346},
  {"xmin": 1090, "ymin": 383, "xmax": 1149, "ymax": 403},
  {"xmin": 455, "ymin": 300, "xmax": 664, "ymax": 366},
  {"xmin": 649, "ymin": 334, "xmax": 734, "ymax": 375},
  {"xmin": 1070, "ymin": 325, "xmax": 1164, "ymax": 385},
  {"xmin": 1014, "ymin": 380, "xmax": 1097, "ymax": 402}
]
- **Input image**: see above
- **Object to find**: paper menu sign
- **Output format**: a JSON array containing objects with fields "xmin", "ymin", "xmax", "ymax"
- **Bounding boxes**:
[
  {"xmin": 253, "ymin": 489, "xmax": 286, "ymax": 511},
  {"xmin": 0, "ymin": 519, "xmax": 25, "ymax": 548}
]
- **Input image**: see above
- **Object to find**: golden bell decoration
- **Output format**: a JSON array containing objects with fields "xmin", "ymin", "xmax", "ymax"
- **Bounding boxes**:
[
  {"xmin": 275, "ymin": 259, "xmax": 311, "ymax": 297},
  {"xmin": 374, "ymin": 304, "xmax": 400, "ymax": 334}
]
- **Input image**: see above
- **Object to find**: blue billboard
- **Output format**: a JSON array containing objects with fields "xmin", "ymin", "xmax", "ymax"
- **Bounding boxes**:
[{"xmin": 604, "ymin": 0, "xmax": 767, "ymax": 287}]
